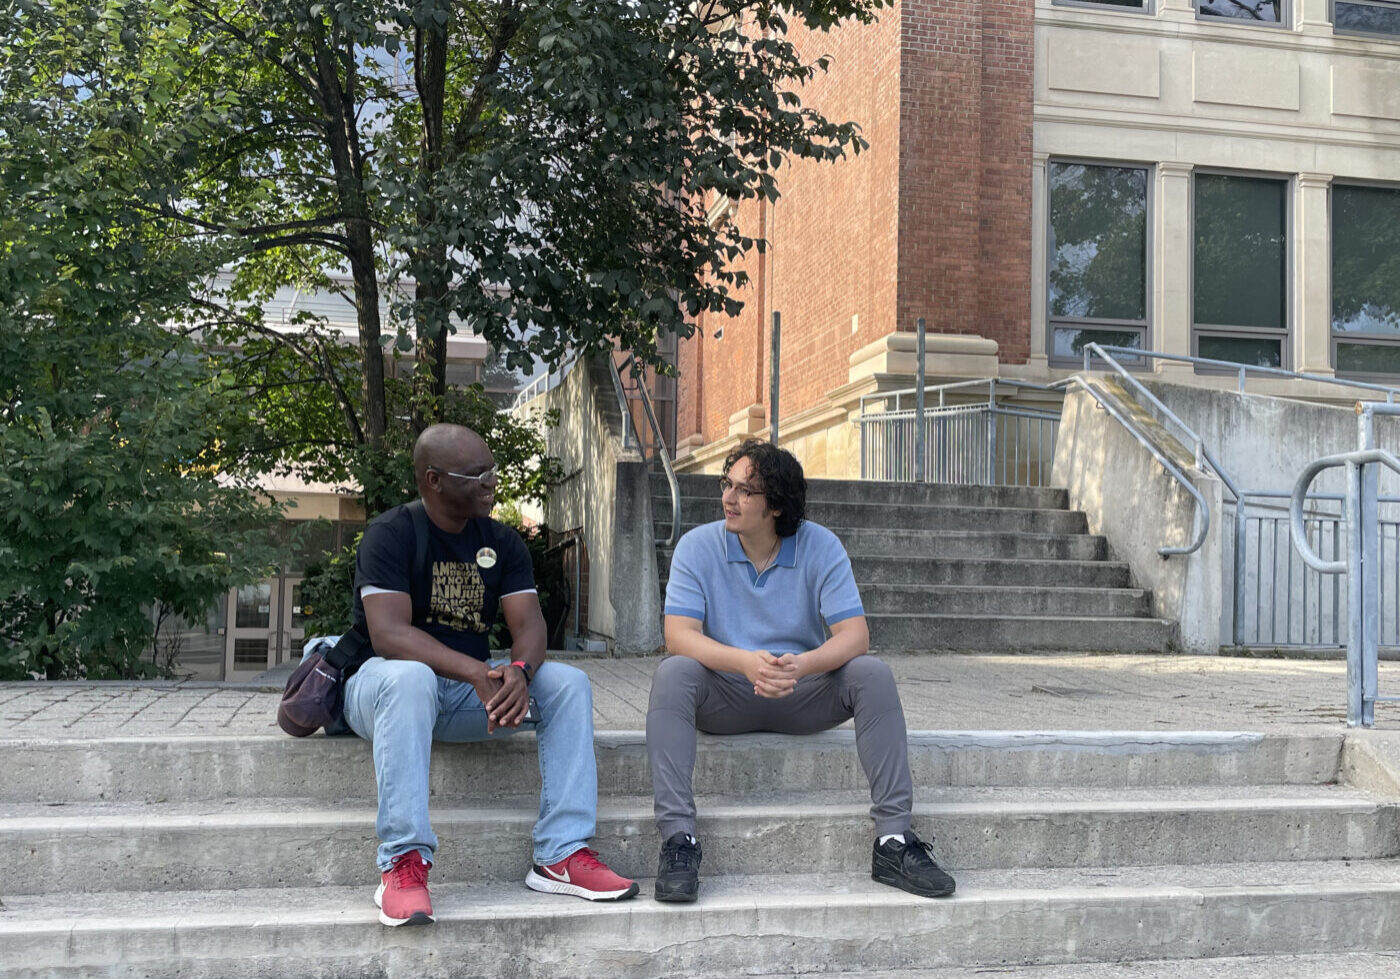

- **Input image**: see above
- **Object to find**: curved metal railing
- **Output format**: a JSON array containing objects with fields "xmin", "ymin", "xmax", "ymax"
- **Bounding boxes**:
[{"xmin": 609, "ymin": 354, "xmax": 681, "ymax": 548}]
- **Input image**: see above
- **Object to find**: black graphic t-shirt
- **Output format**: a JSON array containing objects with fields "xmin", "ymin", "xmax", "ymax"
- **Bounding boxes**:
[{"xmin": 351, "ymin": 504, "xmax": 535, "ymax": 663}]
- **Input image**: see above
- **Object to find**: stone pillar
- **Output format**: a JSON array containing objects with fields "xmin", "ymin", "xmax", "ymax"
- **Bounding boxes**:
[
  {"xmin": 1295, "ymin": 173, "xmax": 1334, "ymax": 376},
  {"xmin": 1155, "ymin": 162, "xmax": 1195, "ymax": 376}
]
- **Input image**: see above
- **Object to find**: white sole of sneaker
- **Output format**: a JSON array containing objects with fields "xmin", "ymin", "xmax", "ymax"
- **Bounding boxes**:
[
  {"xmin": 524, "ymin": 869, "xmax": 640, "ymax": 901},
  {"xmin": 374, "ymin": 882, "xmax": 436, "ymax": 926}
]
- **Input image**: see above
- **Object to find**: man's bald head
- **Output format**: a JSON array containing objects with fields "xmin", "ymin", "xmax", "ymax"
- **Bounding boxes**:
[{"xmin": 413, "ymin": 424, "xmax": 489, "ymax": 485}]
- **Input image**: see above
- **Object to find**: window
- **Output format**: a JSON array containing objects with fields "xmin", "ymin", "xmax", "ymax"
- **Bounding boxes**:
[
  {"xmin": 1333, "ymin": 184, "xmax": 1400, "ymax": 377},
  {"xmin": 1198, "ymin": 0, "xmax": 1283, "ymax": 22},
  {"xmin": 1054, "ymin": 0, "xmax": 1147, "ymax": 11},
  {"xmin": 1047, "ymin": 161, "xmax": 1150, "ymax": 365},
  {"xmin": 1334, "ymin": 0, "xmax": 1400, "ymax": 36},
  {"xmin": 1193, "ymin": 173, "xmax": 1288, "ymax": 368}
]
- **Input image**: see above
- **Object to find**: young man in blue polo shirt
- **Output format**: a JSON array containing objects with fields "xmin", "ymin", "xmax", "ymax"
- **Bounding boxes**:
[{"xmin": 646, "ymin": 439, "xmax": 955, "ymax": 902}]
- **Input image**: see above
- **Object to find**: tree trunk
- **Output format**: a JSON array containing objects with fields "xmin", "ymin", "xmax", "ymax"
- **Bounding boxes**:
[
  {"xmin": 411, "ymin": 24, "xmax": 450, "ymax": 435},
  {"xmin": 312, "ymin": 30, "xmax": 389, "ymax": 510}
]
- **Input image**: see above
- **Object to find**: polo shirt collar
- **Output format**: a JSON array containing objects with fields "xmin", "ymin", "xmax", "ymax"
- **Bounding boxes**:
[{"xmin": 725, "ymin": 531, "xmax": 797, "ymax": 568}]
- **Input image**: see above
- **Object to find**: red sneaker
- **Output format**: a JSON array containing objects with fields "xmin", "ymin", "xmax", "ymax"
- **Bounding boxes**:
[
  {"xmin": 375, "ymin": 852, "xmax": 435, "ymax": 926},
  {"xmin": 525, "ymin": 847, "xmax": 639, "ymax": 901}
]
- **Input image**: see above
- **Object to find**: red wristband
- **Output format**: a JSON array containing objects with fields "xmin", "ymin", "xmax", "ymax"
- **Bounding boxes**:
[{"xmin": 510, "ymin": 660, "xmax": 534, "ymax": 684}]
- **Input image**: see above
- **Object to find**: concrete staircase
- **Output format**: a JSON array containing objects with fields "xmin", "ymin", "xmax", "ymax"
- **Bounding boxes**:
[
  {"xmin": 4, "ymin": 728, "xmax": 1400, "ymax": 976},
  {"xmin": 652, "ymin": 473, "xmax": 1177, "ymax": 652}
]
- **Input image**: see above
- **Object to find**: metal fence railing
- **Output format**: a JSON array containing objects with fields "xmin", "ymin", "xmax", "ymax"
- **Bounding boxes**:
[
  {"xmin": 857, "ymin": 381, "xmax": 1061, "ymax": 487},
  {"xmin": 1235, "ymin": 505, "xmax": 1346, "ymax": 647},
  {"xmin": 1290, "ymin": 402, "xmax": 1400, "ymax": 725}
]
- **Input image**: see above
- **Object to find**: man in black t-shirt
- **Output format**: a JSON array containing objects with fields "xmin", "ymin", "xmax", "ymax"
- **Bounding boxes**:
[{"xmin": 343, "ymin": 423, "xmax": 636, "ymax": 927}]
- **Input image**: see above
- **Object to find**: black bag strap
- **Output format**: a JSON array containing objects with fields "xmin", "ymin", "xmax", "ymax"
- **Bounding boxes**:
[{"xmin": 325, "ymin": 499, "xmax": 433, "ymax": 673}]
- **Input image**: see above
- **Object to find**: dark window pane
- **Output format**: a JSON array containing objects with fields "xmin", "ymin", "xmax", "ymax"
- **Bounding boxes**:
[
  {"xmin": 1194, "ymin": 174, "xmax": 1286, "ymax": 330},
  {"xmin": 1049, "ymin": 163, "xmax": 1148, "ymax": 322},
  {"xmin": 1053, "ymin": 327, "xmax": 1143, "ymax": 360},
  {"xmin": 1198, "ymin": 0, "xmax": 1281, "ymax": 20},
  {"xmin": 1198, "ymin": 335, "xmax": 1282, "ymax": 367},
  {"xmin": 1335, "ymin": 0, "xmax": 1400, "ymax": 33},
  {"xmin": 234, "ymin": 639, "xmax": 269, "ymax": 667},
  {"xmin": 1338, "ymin": 343, "xmax": 1400, "ymax": 376},
  {"xmin": 234, "ymin": 583, "xmax": 271, "ymax": 629},
  {"xmin": 291, "ymin": 583, "xmax": 307, "ymax": 631},
  {"xmin": 1333, "ymin": 185, "xmax": 1400, "ymax": 336},
  {"xmin": 1060, "ymin": 0, "xmax": 1144, "ymax": 6}
]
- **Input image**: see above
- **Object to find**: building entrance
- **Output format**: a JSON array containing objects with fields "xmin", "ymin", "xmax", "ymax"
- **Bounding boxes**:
[{"xmin": 222, "ymin": 575, "xmax": 305, "ymax": 680}]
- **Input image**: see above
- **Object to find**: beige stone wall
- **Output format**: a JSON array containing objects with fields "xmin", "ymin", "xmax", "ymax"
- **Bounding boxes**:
[{"xmin": 1032, "ymin": 0, "xmax": 1400, "ymax": 378}]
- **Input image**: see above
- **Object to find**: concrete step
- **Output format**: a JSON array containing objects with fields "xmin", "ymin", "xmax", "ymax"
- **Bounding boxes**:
[
  {"xmin": 659, "ymin": 529, "xmax": 1111, "ymax": 563},
  {"xmin": 8, "ymin": 861, "xmax": 1400, "ymax": 978},
  {"xmin": 859, "ymin": 585, "xmax": 1151, "ymax": 617},
  {"xmin": 850, "ymin": 557, "xmax": 1132, "ymax": 588},
  {"xmin": 867, "ymin": 613, "xmax": 1177, "ymax": 652},
  {"xmin": 0, "ymin": 731, "xmax": 1342, "ymax": 805},
  {"xmin": 651, "ymin": 475, "xmax": 1070, "ymax": 511},
  {"xmin": 660, "ymin": 556, "xmax": 1135, "ymax": 589},
  {"xmin": 7, "ymin": 784, "xmax": 1389, "ymax": 895},
  {"xmin": 657, "ymin": 503, "xmax": 1090, "ymax": 537},
  {"xmin": 744, "ymin": 952, "xmax": 1400, "ymax": 979}
]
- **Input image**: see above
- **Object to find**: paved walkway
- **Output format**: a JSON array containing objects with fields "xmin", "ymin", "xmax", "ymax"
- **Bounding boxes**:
[{"xmin": 3, "ymin": 652, "xmax": 1400, "ymax": 739}]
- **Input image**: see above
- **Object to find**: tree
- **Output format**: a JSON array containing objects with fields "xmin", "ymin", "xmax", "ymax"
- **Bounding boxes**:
[
  {"xmin": 0, "ymin": 5, "xmax": 286, "ymax": 678},
  {"xmin": 18, "ymin": 0, "xmax": 885, "ymax": 512}
]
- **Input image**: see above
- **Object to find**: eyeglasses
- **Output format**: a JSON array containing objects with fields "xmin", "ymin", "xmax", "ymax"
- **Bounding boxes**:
[
  {"xmin": 718, "ymin": 476, "xmax": 762, "ymax": 501},
  {"xmin": 430, "ymin": 465, "xmax": 498, "ymax": 484}
]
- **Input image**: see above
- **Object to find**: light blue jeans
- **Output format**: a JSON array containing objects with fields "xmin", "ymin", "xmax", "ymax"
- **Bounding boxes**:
[{"xmin": 339, "ymin": 653, "xmax": 598, "ymax": 871}]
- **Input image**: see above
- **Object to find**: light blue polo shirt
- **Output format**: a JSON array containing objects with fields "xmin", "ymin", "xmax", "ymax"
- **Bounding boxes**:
[{"xmin": 664, "ymin": 519, "xmax": 865, "ymax": 654}]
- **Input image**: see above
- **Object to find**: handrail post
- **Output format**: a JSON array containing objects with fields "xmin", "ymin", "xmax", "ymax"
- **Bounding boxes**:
[
  {"xmin": 769, "ymin": 311, "xmax": 781, "ymax": 445},
  {"xmin": 1233, "ymin": 500, "xmax": 1248, "ymax": 646},
  {"xmin": 1357, "ymin": 408, "xmax": 1380, "ymax": 726},
  {"xmin": 915, "ymin": 317, "xmax": 926, "ymax": 483}
]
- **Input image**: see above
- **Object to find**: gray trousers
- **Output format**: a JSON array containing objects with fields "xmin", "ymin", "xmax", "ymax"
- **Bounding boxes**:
[{"xmin": 646, "ymin": 654, "xmax": 915, "ymax": 840}]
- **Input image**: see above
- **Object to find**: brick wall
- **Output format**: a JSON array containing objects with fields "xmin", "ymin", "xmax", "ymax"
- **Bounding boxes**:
[
  {"xmin": 675, "ymin": 0, "xmax": 1035, "ymax": 449},
  {"xmin": 896, "ymin": 0, "xmax": 1032, "ymax": 361}
]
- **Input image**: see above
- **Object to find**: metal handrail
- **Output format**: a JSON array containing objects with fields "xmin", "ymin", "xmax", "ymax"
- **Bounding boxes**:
[
  {"xmin": 511, "ymin": 353, "xmax": 580, "ymax": 410},
  {"xmin": 1057, "ymin": 375, "xmax": 1211, "ymax": 557},
  {"xmin": 1289, "ymin": 450, "xmax": 1400, "ymax": 573},
  {"xmin": 855, "ymin": 368, "xmax": 1210, "ymax": 556},
  {"xmin": 859, "ymin": 377, "xmax": 1062, "ymax": 416},
  {"xmin": 610, "ymin": 354, "xmax": 681, "ymax": 548},
  {"xmin": 1087, "ymin": 345, "xmax": 1400, "ymax": 403},
  {"xmin": 1288, "ymin": 443, "xmax": 1400, "ymax": 726},
  {"xmin": 1079, "ymin": 344, "xmax": 1243, "ymax": 501}
]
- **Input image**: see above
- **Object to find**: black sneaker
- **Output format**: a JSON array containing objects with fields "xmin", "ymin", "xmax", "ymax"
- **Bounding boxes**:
[
  {"xmin": 871, "ymin": 830, "xmax": 956, "ymax": 898},
  {"xmin": 655, "ymin": 832, "xmax": 702, "ymax": 902}
]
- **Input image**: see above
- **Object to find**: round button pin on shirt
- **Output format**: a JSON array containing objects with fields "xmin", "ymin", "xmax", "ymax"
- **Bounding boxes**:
[{"xmin": 476, "ymin": 547, "xmax": 497, "ymax": 569}]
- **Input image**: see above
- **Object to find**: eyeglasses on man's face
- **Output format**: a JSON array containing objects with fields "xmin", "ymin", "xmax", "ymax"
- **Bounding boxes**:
[
  {"xmin": 430, "ymin": 465, "xmax": 499, "ymax": 485},
  {"xmin": 718, "ymin": 476, "xmax": 763, "ymax": 502}
]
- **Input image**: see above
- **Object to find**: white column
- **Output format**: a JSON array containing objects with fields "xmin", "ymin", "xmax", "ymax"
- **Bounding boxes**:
[
  {"xmin": 1295, "ymin": 173, "xmax": 1333, "ymax": 375},
  {"xmin": 1155, "ymin": 162, "xmax": 1194, "ymax": 374}
]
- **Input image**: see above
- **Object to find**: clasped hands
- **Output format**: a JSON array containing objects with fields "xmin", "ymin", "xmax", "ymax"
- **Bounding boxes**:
[
  {"xmin": 745, "ymin": 649, "xmax": 803, "ymax": 698},
  {"xmin": 473, "ymin": 663, "xmax": 531, "ymax": 733}
]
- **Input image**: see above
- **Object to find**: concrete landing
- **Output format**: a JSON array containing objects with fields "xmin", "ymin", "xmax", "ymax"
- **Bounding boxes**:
[{"xmin": 5, "ymin": 651, "xmax": 1400, "ymax": 739}]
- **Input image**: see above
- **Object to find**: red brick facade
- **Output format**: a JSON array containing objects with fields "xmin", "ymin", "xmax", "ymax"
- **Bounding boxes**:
[{"xmin": 674, "ymin": 0, "xmax": 1033, "ymax": 452}]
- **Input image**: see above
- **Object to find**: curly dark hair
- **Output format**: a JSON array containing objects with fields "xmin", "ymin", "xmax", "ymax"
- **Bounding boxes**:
[{"xmin": 723, "ymin": 438, "xmax": 806, "ymax": 537}]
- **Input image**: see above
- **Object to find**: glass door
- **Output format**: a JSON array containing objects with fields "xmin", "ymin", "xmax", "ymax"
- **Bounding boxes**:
[
  {"xmin": 224, "ymin": 582, "xmax": 278, "ymax": 680},
  {"xmin": 280, "ymin": 575, "xmax": 306, "ymax": 667}
]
